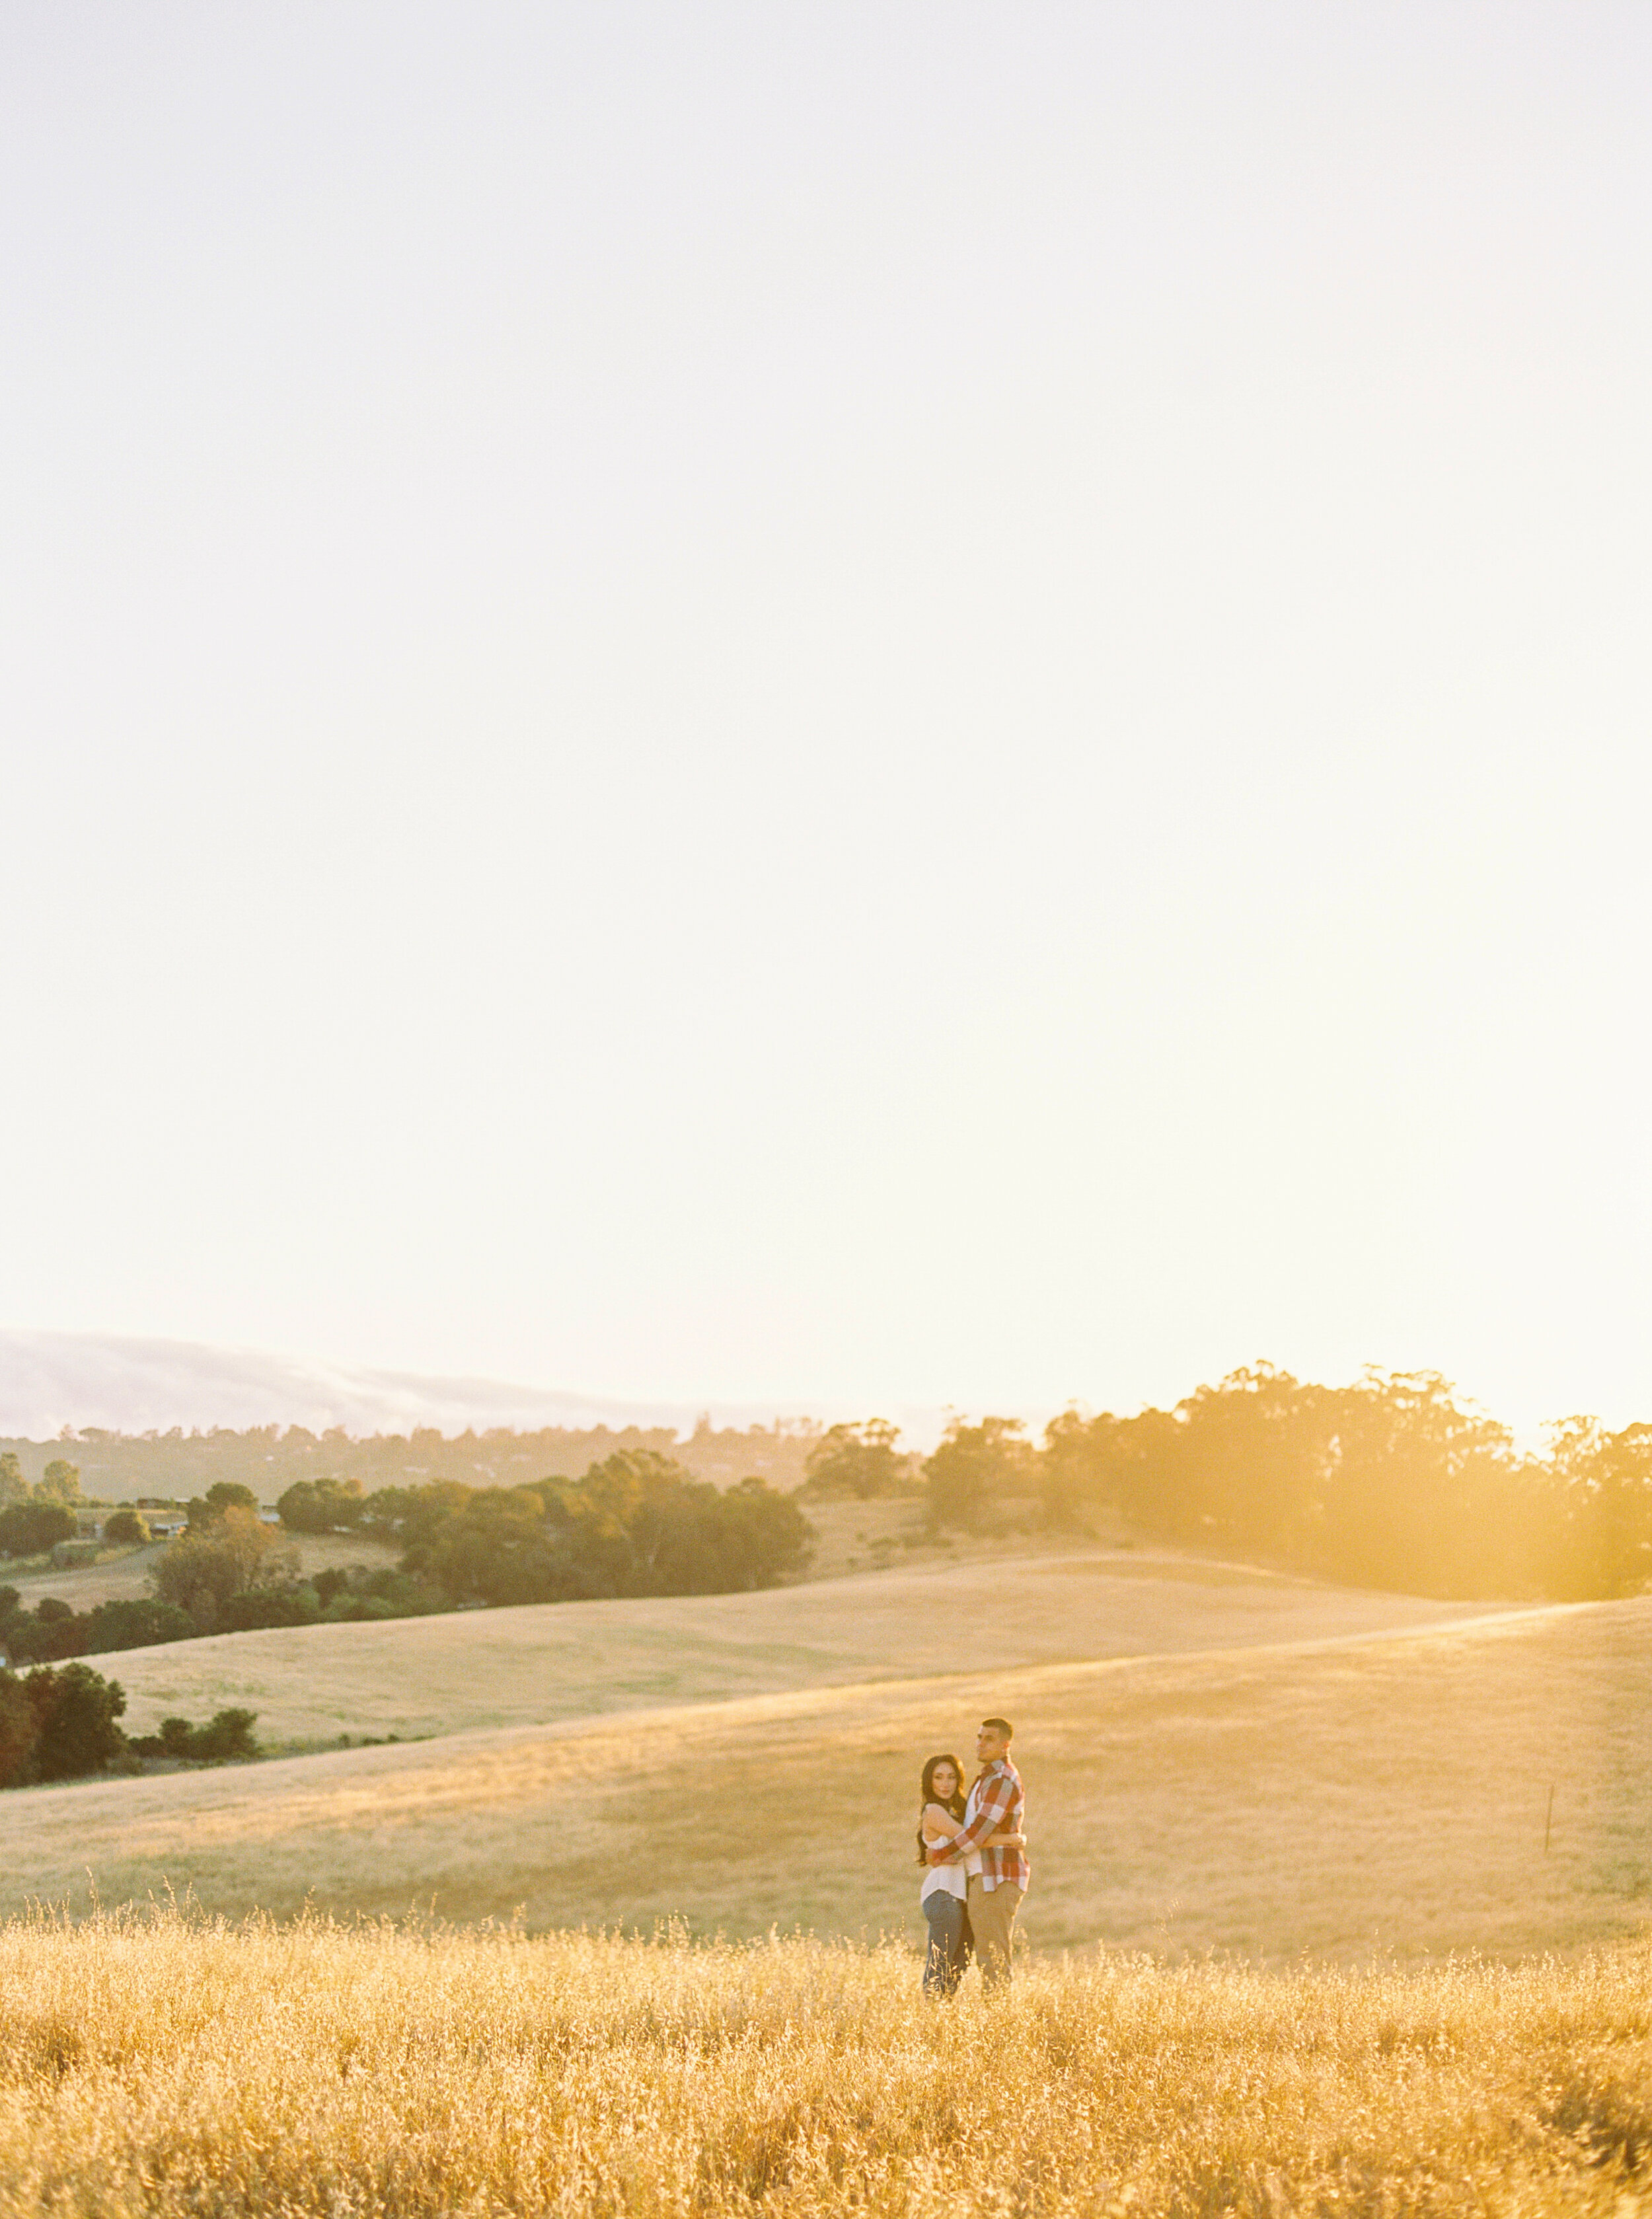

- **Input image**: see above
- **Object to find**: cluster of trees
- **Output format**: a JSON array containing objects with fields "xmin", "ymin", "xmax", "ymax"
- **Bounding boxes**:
[
  {"xmin": 10, "ymin": 1368, "xmax": 1649, "ymax": 1625},
  {"xmin": 278, "ymin": 1450, "xmax": 813, "ymax": 1606},
  {"xmin": 910, "ymin": 1367, "xmax": 1652, "ymax": 1602},
  {"xmin": 0, "ymin": 1661, "xmax": 129, "ymax": 1785},
  {"xmin": 0, "ymin": 1452, "xmax": 89, "ymax": 1559},
  {"xmin": 0, "ymin": 1659, "xmax": 258, "ymax": 1789},
  {"xmin": 798, "ymin": 1421, "xmax": 922, "ymax": 1501},
  {"xmin": 0, "ymin": 1589, "xmax": 195, "ymax": 1664},
  {"xmin": 5, "ymin": 1452, "xmax": 813, "ymax": 1665}
]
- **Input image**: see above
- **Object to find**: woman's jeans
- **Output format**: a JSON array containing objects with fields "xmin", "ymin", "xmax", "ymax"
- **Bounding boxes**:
[{"xmin": 922, "ymin": 1889, "xmax": 971, "ymax": 1998}]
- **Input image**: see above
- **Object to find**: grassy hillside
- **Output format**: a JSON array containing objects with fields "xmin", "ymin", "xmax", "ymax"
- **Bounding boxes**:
[
  {"xmin": 5, "ymin": 1914, "xmax": 1649, "ymax": 2218},
  {"xmin": 94, "ymin": 1547, "xmax": 1493, "ymax": 1747},
  {"xmin": 4, "ymin": 1597, "xmax": 1647, "ymax": 1959}
]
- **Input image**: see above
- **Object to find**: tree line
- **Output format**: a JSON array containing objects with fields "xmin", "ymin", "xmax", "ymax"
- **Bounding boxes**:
[
  {"xmin": 0, "ymin": 1413, "xmax": 819, "ymax": 1503},
  {"xmin": 0, "ymin": 1657, "xmax": 256, "ymax": 1790},
  {"xmin": 276, "ymin": 1451, "xmax": 814, "ymax": 1608},
  {"xmin": 1, "ymin": 1452, "xmax": 813, "ymax": 1663},
  {"xmin": 885, "ymin": 1367, "xmax": 1649, "ymax": 1601}
]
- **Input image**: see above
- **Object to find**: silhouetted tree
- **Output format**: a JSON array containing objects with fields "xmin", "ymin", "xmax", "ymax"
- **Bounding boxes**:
[
  {"xmin": 923, "ymin": 1418, "xmax": 1036, "ymax": 1532},
  {"xmin": 799, "ymin": 1421, "xmax": 916, "ymax": 1500}
]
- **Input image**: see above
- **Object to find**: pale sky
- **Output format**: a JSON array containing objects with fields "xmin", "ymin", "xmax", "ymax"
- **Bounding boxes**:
[{"xmin": 3, "ymin": 3, "xmax": 1649, "ymax": 1439}]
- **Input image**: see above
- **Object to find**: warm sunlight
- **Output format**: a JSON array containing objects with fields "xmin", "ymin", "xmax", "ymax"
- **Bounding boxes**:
[{"xmin": 3, "ymin": 9, "xmax": 1649, "ymax": 2216}]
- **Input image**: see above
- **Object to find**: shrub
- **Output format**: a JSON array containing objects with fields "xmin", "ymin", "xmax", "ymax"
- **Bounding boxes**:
[
  {"xmin": 217, "ymin": 1585, "xmax": 321, "ymax": 1632},
  {"xmin": 84, "ymin": 1598, "xmax": 197, "ymax": 1651},
  {"xmin": 139, "ymin": 1708, "xmax": 259, "ymax": 1764},
  {"xmin": 320, "ymin": 1593, "xmax": 396, "ymax": 1622},
  {"xmin": 102, "ymin": 1509, "xmax": 150, "ymax": 1547},
  {"xmin": 0, "ymin": 1500, "xmax": 77, "ymax": 1559},
  {"xmin": 277, "ymin": 1478, "xmax": 363, "ymax": 1533},
  {"xmin": 190, "ymin": 1707, "xmax": 259, "ymax": 1761}
]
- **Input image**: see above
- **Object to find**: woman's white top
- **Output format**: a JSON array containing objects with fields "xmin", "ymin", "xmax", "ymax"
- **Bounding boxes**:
[{"xmin": 920, "ymin": 1809, "xmax": 981, "ymax": 1903}]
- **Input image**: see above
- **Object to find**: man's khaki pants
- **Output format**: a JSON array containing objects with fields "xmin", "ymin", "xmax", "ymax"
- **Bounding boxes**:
[{"xmin": 966, "ymin": 1877, "xmax": 1024, "ymax": 1990}]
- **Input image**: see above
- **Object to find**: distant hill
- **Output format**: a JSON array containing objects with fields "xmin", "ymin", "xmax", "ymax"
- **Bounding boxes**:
[
  {"xmin": 0, "ymin": 1326, "xmax": 828, "ymax": 1441},
  {"xmin": 0, "ymin": 1328, "xmax": 839, "ymax": 1496}
]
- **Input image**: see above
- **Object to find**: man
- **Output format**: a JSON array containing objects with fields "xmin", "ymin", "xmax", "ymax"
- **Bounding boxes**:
[{"xmin": 928, "ymin": 1715, "xmax": 1026, "ymax": 1989}]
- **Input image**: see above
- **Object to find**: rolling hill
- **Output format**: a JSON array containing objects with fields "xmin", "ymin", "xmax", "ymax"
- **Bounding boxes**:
[
  {"xmin": 94, "ymin": 1546, "xmax": 1493, "ymax": 1747},
  {"xmin": 3, "ymin": 1572, "xmax": 1645, "ymax": 1961}
]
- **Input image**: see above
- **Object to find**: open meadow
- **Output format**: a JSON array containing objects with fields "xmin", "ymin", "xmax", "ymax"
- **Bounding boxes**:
[
  {"xmin": 93, "ymin": 1547, "xmax": 1494, "ymax": 1747},
  {"xmin": 3, "ymin": 1912, "xmax": 1651, "ymax": 2218},
  {"xmin": 5, "ymin": 1594, "xmax": 1648, "ymax": 1959}
]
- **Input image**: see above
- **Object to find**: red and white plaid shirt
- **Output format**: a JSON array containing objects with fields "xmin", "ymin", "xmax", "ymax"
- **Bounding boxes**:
[{"xmin": 929, "ymin": 1756, "xmax": 1028, "ymax": 1893}]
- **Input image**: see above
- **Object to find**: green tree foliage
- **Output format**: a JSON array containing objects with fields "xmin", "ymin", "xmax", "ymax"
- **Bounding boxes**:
[
  {"xmin": 276, "ymin": 1476, "xmax": 364, "ymax": 1533},
  {"xmin": 216, "ymin": 1586, "xmax": 322, "ymax": 1632},
  {"xmin": 150, "ymin": 1507, "xmax": 301, "ymax": 1629},
  {"xmin": 84, "ymin": 1597, "xmax": 197, "ymax": 1650},
  {"xmin": 102, "ymin": 1508, "xmax": 150, "ymax": 1547},
  {"xmin": 0, "ymin": 1499, "xmax": 77, "ymax": 1559},
  {"xmin": 922, "ymin": 1417, "xmax": 1037, "ymax": 1531},
  {"xmin": 798, "ymin": 1420, "xmax": 917, "ymax": 1500},
  {"xmin": 0, "ymin": 1591, "xmax": 197, "ymax": 1664},
  {"xmin": 0, "ymin": 1452, "xmax": 26, "ymax": 1507},
  {"xmin": 357, "ymin": 1481, "xmax": 471, "ymax": 1548},
  {"xmin": 22, "ymin": 1661, "xmax": 127, "ymax": 1780},
  {"xmin": 130, "ymin": 1707, "xmax": 259, "ymax": 1764},
  {"xmin": 185, "ymin": 1481, "xmax": 259, "ymax": 1531},
  {"xmin": 0, "ymin": 1671, "xmax": 37, "ymax": 1786},
  {"xmin": 37, "ymin": 1457, "xmax": 83, "ymax": 1505},
  {"xmin": 403, "ymin": 1454, "xmax": 813, "ymax": 1606}
]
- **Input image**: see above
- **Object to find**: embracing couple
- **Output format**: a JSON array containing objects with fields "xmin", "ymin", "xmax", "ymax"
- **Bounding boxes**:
[{"xmin": 916, "ymin": 1715, "xmax": 1028, "ymax": 1998}]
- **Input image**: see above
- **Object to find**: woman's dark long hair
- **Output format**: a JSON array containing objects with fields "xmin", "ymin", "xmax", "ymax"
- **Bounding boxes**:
[{"xmin": 917, "ymin": 1752, "xmax": 967, "ymax": 1864}]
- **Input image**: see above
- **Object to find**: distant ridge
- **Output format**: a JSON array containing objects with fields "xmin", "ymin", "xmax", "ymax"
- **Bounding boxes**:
[{"xmin": 0, "ymin": 1328, "xmax": 815, "ymax": 1441}]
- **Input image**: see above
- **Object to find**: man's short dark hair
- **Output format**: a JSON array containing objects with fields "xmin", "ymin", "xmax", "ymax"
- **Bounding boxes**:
[{"xmin": 981, "ymin": 1716, "xmax": 1013, "ymax": 1739}]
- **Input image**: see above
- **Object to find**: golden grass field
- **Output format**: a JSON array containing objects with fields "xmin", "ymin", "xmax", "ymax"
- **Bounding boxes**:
[
  {"xmin": 94, "ymin": 1548, "xmax": 1493, "ymax": 1747},
  {"xmin": 5, "ymin": 1590, "xmax": 1648, "ymax": 1959},
  {"xmin": 5, "ymin": 1554, "xmax": 1651, "ymax": 2217},
  {"xmin": 3, "ymin": 1911, "xmax": 1650, "ymax": 2218}
]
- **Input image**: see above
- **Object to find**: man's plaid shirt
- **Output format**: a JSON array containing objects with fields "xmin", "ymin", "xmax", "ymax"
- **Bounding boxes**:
[{"xmin": 928, "ymin": 1756, "xmax": 1028, "ymax": 1893}]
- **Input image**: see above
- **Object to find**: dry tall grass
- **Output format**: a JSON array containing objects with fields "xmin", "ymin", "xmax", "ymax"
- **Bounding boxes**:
[{"xmin": 2, "ymin": 1910, "xmax": 1650, "ymax": 2217}]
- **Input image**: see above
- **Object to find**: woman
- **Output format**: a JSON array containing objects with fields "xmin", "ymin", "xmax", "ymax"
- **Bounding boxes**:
[{"xmin": 917, "ymin": 1752, "xmax": 1022, "ymax": 1998}]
